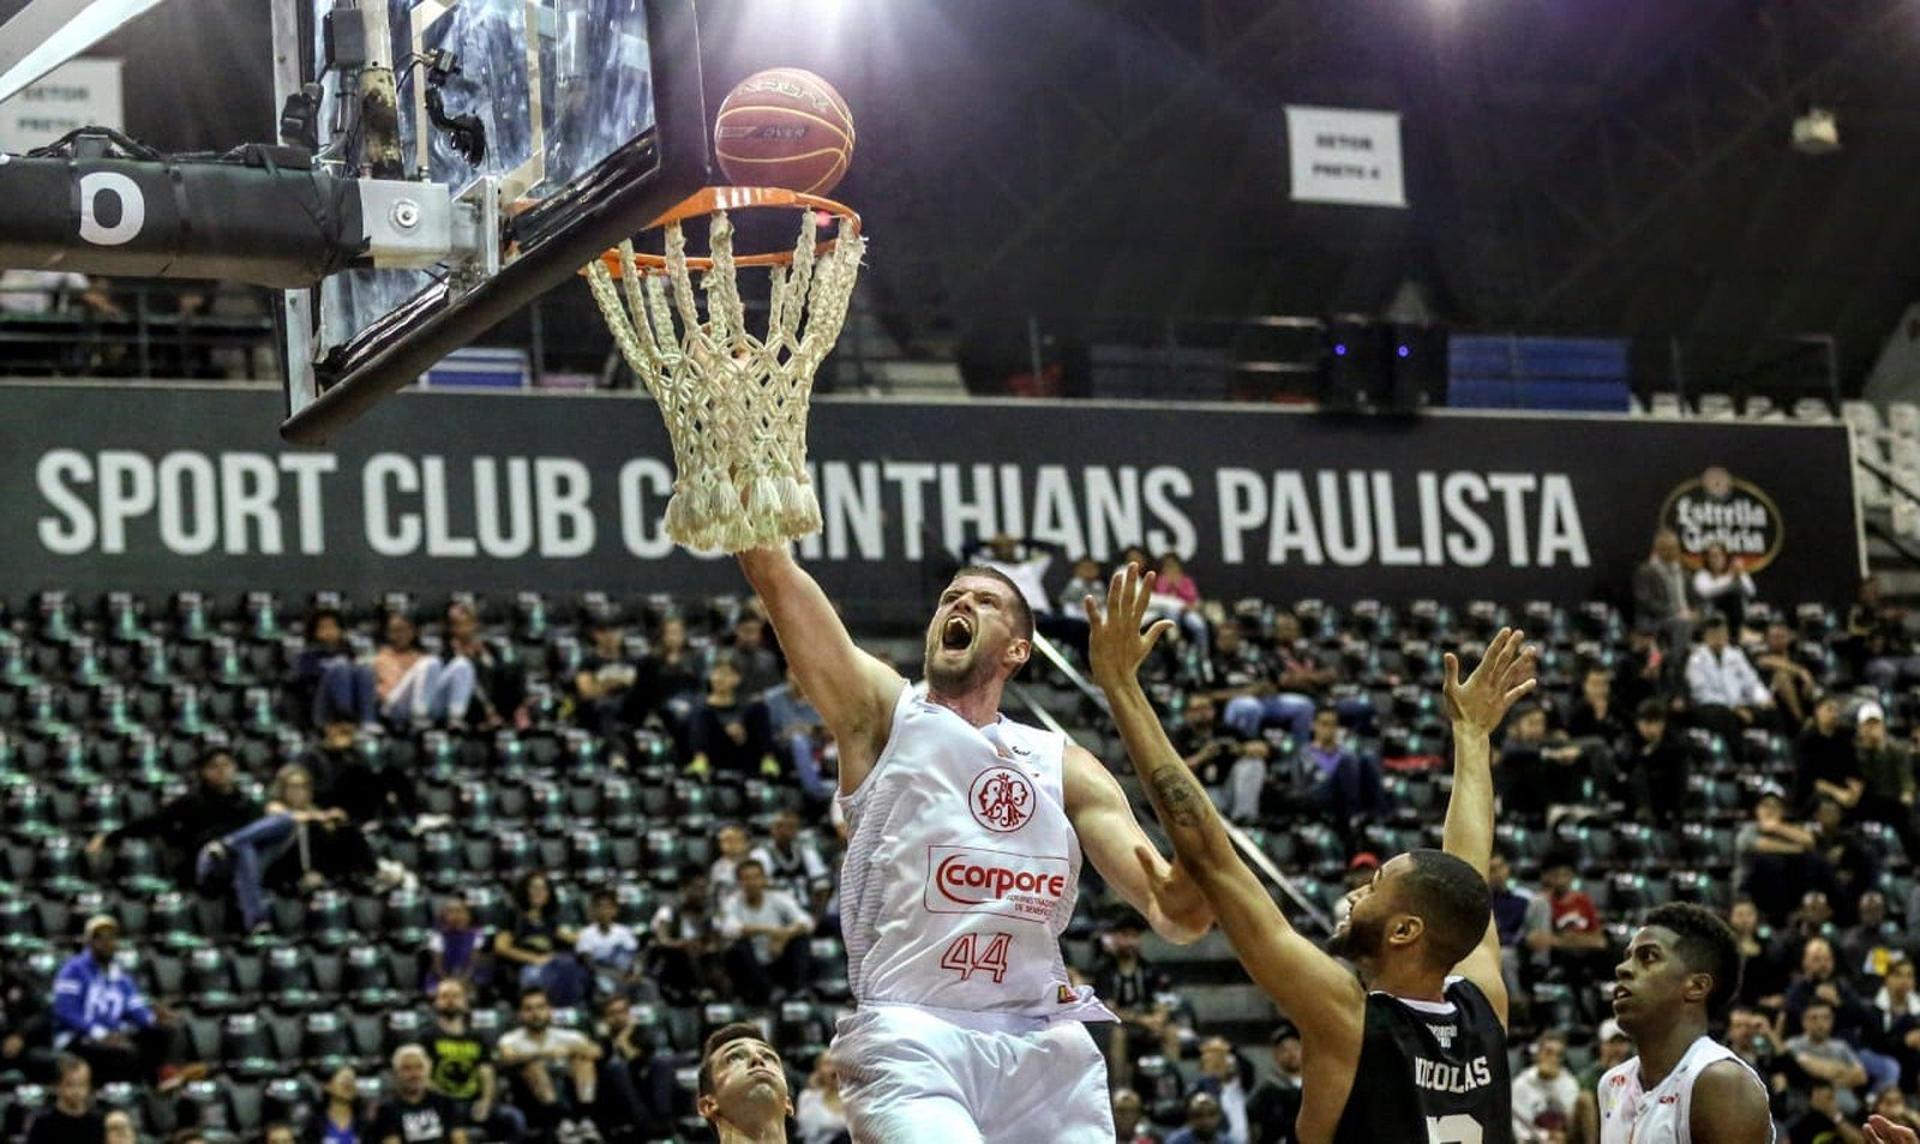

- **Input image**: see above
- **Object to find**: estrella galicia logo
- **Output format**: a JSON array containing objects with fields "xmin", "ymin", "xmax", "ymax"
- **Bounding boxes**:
[{"xmin": 1658, "ymin": 465, "xmax": 1785, "ymax": 572}]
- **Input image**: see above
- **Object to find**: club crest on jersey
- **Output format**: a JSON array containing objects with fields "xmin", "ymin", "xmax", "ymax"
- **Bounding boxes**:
[
  {"xmin": 1058, "ymin": 985, "xmax": 1077, "ymax": 1004},
  {"xmin": 969, "ymin": 766, "xmax": 1035, "ymax": 833}
]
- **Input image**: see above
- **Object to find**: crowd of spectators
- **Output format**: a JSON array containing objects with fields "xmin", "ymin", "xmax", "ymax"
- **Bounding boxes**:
[{"xmin": 12, "ymin": 528, "xmax": 1920, "ymax": 1142}]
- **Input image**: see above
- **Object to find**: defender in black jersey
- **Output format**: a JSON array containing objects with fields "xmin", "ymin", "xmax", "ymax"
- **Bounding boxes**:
[{"xmin": 1085, "ymin": 568, "xmax": 1534, "ymax": 1144}]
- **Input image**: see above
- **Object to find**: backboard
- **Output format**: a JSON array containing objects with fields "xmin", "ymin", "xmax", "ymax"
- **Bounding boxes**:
[{"xmin": 274, "ymin": 0, "xmax": 708, "ymax": 443}]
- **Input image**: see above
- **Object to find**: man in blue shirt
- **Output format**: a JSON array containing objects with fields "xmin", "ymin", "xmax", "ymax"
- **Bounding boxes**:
[{"xmin": 50, "ymin": 916, "xmax": 171, "ymax": 1086}]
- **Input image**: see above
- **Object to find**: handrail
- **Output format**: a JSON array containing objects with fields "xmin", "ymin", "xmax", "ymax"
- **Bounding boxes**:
[
  {"xmin": 1852, "ymin": 454, "xmax": 1920, "ymax": 572},
  {"xmin": 1026, "ymin": 632, "xmax": 1335, "ymax": 935}
]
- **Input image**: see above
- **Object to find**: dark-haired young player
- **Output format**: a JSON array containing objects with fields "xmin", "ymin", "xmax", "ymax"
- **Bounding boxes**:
[
  {"xmin": 1089, "ymin": 566, "xmax": 1536, "ymax": 1143},
  {"xmin": 1598, "ymin": 903, "xmax": 1771, "ymax": 1143}
]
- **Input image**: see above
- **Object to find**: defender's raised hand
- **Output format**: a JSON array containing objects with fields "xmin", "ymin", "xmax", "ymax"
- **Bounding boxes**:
[
  {"xmin": 1087, "ymin": 563, "xmax": 1177, "ymax": 692},
  {"xmin": 1443, "ymin": 626, "xmax": 1538, "ymax": 736}
]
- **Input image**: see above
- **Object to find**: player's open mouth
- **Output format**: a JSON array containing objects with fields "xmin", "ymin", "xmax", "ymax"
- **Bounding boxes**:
[
  {"xmin": 942, "ymin": 615, "xmax": 973, "ymax": 650},
  {"xmin": 1612, "ymin": 986, "xmax": 1631, "ymax": 1002}
]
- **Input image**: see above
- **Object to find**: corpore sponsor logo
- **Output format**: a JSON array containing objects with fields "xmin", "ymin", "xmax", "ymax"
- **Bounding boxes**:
[
  {"xmin": 924, "ymin": 845, "xmax": 1070, "ymax": 924},
  {"xmin": 1659, "ymin": 464, "xmax": 1784, "ymax": 573}
]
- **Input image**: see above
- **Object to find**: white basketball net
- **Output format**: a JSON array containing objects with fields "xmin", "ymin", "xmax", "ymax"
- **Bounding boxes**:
[{"xmin": 584, "ymin": 208, "xmax": 866, "ymax": 553}]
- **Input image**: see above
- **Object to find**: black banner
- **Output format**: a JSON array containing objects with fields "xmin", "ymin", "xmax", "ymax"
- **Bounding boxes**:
[{"xmin": 0, "ymin": 383, "xmax": 1863, "ymax": 614}]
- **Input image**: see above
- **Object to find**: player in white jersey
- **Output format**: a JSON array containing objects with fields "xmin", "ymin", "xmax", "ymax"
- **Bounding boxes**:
[
  {"xmin": 736, "ymin": 547, "xmax": 1214, "ymax": 1143},
  {"xmin": 1597, "ymin": 903, "xmax": 1771, "ymax": 1144}
]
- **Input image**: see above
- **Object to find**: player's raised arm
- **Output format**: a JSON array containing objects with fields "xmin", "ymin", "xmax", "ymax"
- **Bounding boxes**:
[
  {"xmin": 1439, "ymin": 627, "xmax": 1537, "ymax": 1028},
  {"xmin": 1087, "ymin": 564, "xmax": 1364, "ymax": 1043},
  {"xmin": 738, "ymin": 546, "xmax": 904, "ymax": 787}
]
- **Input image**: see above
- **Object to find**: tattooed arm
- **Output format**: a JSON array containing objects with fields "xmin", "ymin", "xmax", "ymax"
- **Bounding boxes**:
[{"xmin": 1088, "ymin": 565, "xmax": 1365, "ymax": 1044}]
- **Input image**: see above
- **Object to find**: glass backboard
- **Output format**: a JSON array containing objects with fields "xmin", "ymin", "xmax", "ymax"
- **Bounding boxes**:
[{"xmin": 277, "ymin": 0, "xmax": 707, "ymax": 442}]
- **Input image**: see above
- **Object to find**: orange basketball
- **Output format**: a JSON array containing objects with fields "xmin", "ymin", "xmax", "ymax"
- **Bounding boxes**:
[{"xmin": 714, "ymin": 68, "xmax": 855, "ymax": 196}]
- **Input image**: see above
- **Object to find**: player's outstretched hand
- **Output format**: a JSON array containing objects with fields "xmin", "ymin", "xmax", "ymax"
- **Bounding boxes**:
[
  {"xmin": 1442, "ymin": 626, "xmax": 1538, "ymax": 737},
  {"xmin": 1868, "ymin": 1116, "xmax": 1920, "ymax": 1144},
  {"xmin": 1087, "ymin": 563, "xmax": 1177, "ymax": 693}
]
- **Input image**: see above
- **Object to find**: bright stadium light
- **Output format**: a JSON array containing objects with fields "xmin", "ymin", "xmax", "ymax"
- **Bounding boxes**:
[{"xmin": 0, "ymin": 0, "xmax": 169, "ymax": 104}]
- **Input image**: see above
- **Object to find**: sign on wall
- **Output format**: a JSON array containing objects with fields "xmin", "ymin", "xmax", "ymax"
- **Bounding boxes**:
[
  {"xmin": 1284, "ymin": 105, "xmax": 1408, "ymax": 209},
  {"xmin": 0, "ymin": 383, "xmax": 1863, "ymax": 613},
  {"xmin": 0, "ymin": 58, "xmax": 122, "ymax": 154}
]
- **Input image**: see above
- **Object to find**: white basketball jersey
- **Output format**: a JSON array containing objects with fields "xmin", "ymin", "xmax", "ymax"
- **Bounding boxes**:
[
  {"xmin": 837, "ymin": 684, "xmax": 1112, "ymax": 1021},
  {"xmin": 1597, "ymin": 1036, "xmax": 1766, "ymax": 1144}
]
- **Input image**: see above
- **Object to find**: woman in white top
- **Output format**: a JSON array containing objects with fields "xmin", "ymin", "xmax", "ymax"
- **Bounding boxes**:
[
  {"xmin": 795, "ymin": 1052, "xmax": 849, "ymax": 1144},
  {"xmin": 1691, "ymin": 543, "xmax": 1757, "ymax": 623}
]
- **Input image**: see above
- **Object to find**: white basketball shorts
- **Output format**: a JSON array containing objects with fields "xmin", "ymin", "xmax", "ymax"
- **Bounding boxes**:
[{"xmin": 831, "ymin": 1004, "xmax": 1114, "ymax": 1143}]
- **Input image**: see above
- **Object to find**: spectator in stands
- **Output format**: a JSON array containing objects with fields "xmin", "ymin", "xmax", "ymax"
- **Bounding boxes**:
[
  {"xmin": 1148, "ymin": 552, "xmax": 1210, "ymax": 657},
  {"xmin": 1795, "ymin": 696, "xmax": 1863, "ymax": 817},
  {"xmin": 374, "ymin": 612, "xmax": 472, "ymax": 724},
  {"xmin": 1755, "ymin": 620, "xmax": 1821, "ymax": 727},
  {"xmin": 1571, "ymin": 1019, "xmax": 1635, "ymax": 1143},
  {"xmin": 306, "ymin": 1066, "xmax": 365, "ymax": 1144},
  {"xmin": 1245, "ymin": 1025, "xmax": 1301, "ymax": 1144},
  {"xmin": 497, "ymin": 989, "xmax": 600, "ymax": 1143},
  {"xmin": 726, "ymin": 615, "xmax": 785, "ymax": 699},
  {"xmin": 0, "ymin": 960, "xmax": 51, "ymax": 1084},
  {"xmin": 1737, "ymin": 791, "xmax": 1828, "ymax": 923},
  {"xmin": 1054, "ymin": 555, "xmax": 1106, "ymax": 650},
  {"xmin": 1165, "ymin": 1092, "xmax": 1233, "ymax": 1144},
  {"xmin": 1497, "ymin": 704, "xmax": 1584, "ymax": 820},
  {"xmin": 1194, "ymin": 1036, "xmax": 1252, "ymax": 1144},
  {"xmin": 1564, "ymin": 664, "xmax": 1626, "ymax": 749},
  {"xmin": 969, "ymin": 534, "xmax": 1057, "ymax": 622},
  {"xmin": 689, "ymin": 655, "xmax": 778, "ymax": 778},
  {"xmin": 1729, "ymin": 898, "xmax": 1790, "ymax": 1012},
  {"xmin": 696, "ymin": 1023, "xmax": 792, "ymax": 1144},
  {"xmin": 1297, "ymin": 706, "xmax": 1382, "ymax": 832},
  {"xmin": 594, "ymin": 996, "xmax": 670, "ymax": 1139},
  {"xmin": 1844, "ymin": 892, "xmax": 1905, "ymax": 978},
  {"xmin": 1790, "ymin": 1078, "xmax": 1854, "ymax": 1143},
  {"xmin": 718, "ymin": 859, "xmax": 815, "ymax": 1006},
  {"xmin": 263, "ymin": 762, "xmax": 376, "ymax": 894},
  {"xmin": 27, "ymin": 1054, "xmax": 101, "ymax": 1144},
  {"xmin": 1692, "ymin": 542, "xmax": 1757, "ymax": 624},
  {"xmin": 1849, "ymin": 578, "xmax": 1920, "ymax": 690},
  {"xmin": 1095, "ymin": 916, "xmax": 1179, "ymax": 1088},
  {"xmin": 710, "ymin": 824, "xmax": 756, "ymax": 903},
  {"xmin": 1633, "ymin": 528, "xmax": 1695, "ymax": 656},
  {"xmin": 1812, "ymin": 799, "xmax": 1879, "ymax": 923},
  {"xmin": 574, "ymin": 889, "xmax": 640, "ymax": 1001},
  {"xmin": 425, "ymin": 979, "xmax": 521, "ymax": 1144},
  {"xmin": 1487, "ymin": 851, "xmax": 1537, "ymax": 1003},
  {"xmin": 1786, "ymin": 938, "xmax": 1886, "ymax": 1088},
  {"xmin": 0, "ymin": 268, "xmax": 118, "ymax": 318},
  {"xmin": 574, "ymin": 617, "xmax": 642, "ymax": 742},
  {"xmin": 756, "ymin": 809, "xmax": 831, "ymax": 909},
  {"xmin": 1872, "ymin": 1087, "xmax": 1920, "ymax": 1134},
  {"xmin": 373, "ymin": 1045, "xmax": 468, "ymax": 1144},
  {"xmin": 1525, "ymin": 853, "xmax": 1611, "ymax": 1016},
  {"xmin": 1854, "ymin": 704, "xmax": 1920, "ymax": 858},
  {"xmin": 1788, "ymin": 1000, "xmax": 1870, "ymax": 1118},
  {"xmin": 268, "ymin": 1126, "xmax": 297, "ymax": 1144},
  {"xmin": 1614, "ymin": 624, "xmax": 1667, "ymax": 714},
  {"xmin": 293, "ymin": 608, "xmax": 376, "ymax": 728},
  {"xmin": 763, "ymin": 670, "xmax": 831, "ymax": 807},
  {"xmin": 794, "ymin": 1052, "xmax": 848, "ymax": 1144},
  {"xmin": 86, "ymin": 747, "xmax": 257, "ymax": 890},
  {"xmin": 1113, "ymin": 1087, "xmax": 1159, "ymax": 1144},
  {"xmin": 103, "ymin": 1109, "xmax": 135, "ymax": 1144},
  {"xmin": 1724, "ymin": 1005, "xmax": 1789, "ymax": 1105},
  {"xmin": 634, "ymin": 616, "xmax": 703, "ymax": 744},
  {"xmin": 1209, "ymin": 622, "xmax": 1278, "ymax": 718},
  {"xmin": 1620, "ymin": 699, "xmax": 1688, "ymax": 826},
  {"xmin": 494, "ymin": 872, "xmax": 587, "ymax": 1008},
  {"xmin": 306, "ymin": 721, "xmax": 418, "ymax": 828},
  {"xmin": 1865, "ymin": 956, "xmax": 1920, "ymax": 1091},
  {"xmin": 649, "ymin": 873, "xmax": 720, "ymax": 1006},
  {"xmin": 51, "ymin": 916, "xmax": 170, "ymax": 1086},
  {"xmin": 445, "ymin": 603, "xmax": 525, "ymax": 730},
  {"xmin": 426, "ymin": 894, "xmax": 493, "ymax": 997},
  {"xmin": 1686, "ymin": 615, "xmax": 1773, "ymax": 741},
  {"xmin": 1510, "ymin": 1030, "xmax": 1578, "ymax": 1143}
]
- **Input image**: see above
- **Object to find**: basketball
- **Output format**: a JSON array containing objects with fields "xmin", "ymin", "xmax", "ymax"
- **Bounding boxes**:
[{"xmin": 714, "ymin": 67, "xmax": 855, "ymax": 196}]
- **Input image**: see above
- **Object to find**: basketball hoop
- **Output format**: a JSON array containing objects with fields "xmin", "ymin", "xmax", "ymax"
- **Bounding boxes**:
[{"xmin": 584, "ymin": 185, "xmax": 865, "ymax": 553}]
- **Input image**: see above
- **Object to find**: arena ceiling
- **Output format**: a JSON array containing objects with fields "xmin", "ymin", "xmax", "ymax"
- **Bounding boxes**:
[{"xmin": 8, "ymin": 0, "xmax": 1920, "ymax": 386}]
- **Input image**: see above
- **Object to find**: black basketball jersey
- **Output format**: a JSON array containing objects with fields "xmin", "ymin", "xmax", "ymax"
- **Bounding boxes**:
[{"xmin": 1332, "ymin": 976, "xmax": 1512, "ymax": 1144}]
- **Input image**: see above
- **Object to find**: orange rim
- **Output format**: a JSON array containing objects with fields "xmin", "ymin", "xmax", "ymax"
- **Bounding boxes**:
[{"xmin": 587, "ymin": 185, "xmax": 861, "ymax": 278}]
